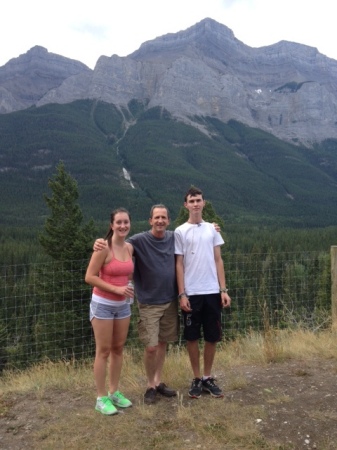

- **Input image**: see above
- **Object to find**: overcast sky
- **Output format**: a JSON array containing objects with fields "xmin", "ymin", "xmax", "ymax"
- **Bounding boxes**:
[{"xmin": 2, "ymin": 0, "xmax": 335, "ymax": 69}]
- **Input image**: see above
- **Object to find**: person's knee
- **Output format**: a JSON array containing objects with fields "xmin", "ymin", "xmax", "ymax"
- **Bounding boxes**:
[
  {"xmin": 96, "ymin": 345, "xmax": 111, "ymax": 359},
  {"xmin": 145, "ymin": 345, "xmax": 158, "ymax": 356},
  {"xmin": 111, "ymin": 342, "xmax": 125, "ymax": 356}
]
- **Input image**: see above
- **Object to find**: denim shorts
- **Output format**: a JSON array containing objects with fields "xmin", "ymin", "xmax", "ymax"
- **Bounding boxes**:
[{"xmin": 90, "ymin": 300, "xmax": 131, "ymax": 321}]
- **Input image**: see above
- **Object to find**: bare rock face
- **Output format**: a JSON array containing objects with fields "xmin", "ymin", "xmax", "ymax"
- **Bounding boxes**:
[
  {"xmin": 0, "ymin": 46, "xmax": 91, "ymax": 113},
  {"xmin": 2, "ymin": 20, "xmax": 337, "ymax": 145},
  {"xmin": 126, "ymin": 19, "xmax": 337, "ymax": 145}
]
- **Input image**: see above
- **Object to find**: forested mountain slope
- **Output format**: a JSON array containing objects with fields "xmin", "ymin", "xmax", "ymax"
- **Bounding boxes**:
[{"xmin": 1, "ymin": 100, "xmax": 337, "ymax": 228}]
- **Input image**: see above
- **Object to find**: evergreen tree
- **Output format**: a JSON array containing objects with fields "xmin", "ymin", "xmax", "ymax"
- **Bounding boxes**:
[
  {"xmin": 35, "ymin": 161, "xmax": 97, "ymax": 360},
  {"xmin": 39, "ymin": 161, "xmax": 96, "ymax": 264}
]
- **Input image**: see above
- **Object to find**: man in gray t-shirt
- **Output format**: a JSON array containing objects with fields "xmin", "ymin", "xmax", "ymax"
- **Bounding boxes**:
[
  {"xmin": 129, "ymin": 205, "xmax": 178, "ymax": 403},
  {"xmin": 128, "ymin": 229, "xmax": 176, "ymax": 305}
]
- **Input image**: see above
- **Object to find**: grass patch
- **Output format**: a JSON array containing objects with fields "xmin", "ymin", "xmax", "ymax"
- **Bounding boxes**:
[{"xmin": 1, "ymin": 329, "xmax": 337, "ymax": 449}]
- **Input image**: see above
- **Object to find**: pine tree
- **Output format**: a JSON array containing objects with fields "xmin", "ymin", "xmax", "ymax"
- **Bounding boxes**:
[
  {"xmin": 35, "ymin": 161, "xmax": 97, "ymax": 360},
  {"xmin": 39, "ymin": 161, "xmax": 96, "ymax": 264}
]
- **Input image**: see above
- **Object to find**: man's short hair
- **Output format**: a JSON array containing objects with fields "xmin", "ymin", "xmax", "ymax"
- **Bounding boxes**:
[{"xmin": 150, "ymin": 204, "xmax": 170, "ymax": 219}]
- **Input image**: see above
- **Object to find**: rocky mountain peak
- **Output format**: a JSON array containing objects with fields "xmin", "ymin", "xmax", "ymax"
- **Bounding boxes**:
[
  {"xmin": 1, "ymin": 19, "xmax": 337, "ymax": 145},
  {"xmin": 0, "ymin": 46, "xmax": 90, "ymax": 113},
  {"xmin": 130, "ymin": 18, "xmax": 239, "ymax": 62}
]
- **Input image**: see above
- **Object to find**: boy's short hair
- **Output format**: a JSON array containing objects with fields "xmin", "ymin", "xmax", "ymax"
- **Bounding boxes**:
[{"xmin": 184, "ymin": 186, "xmax": 203, "ymax": 202}]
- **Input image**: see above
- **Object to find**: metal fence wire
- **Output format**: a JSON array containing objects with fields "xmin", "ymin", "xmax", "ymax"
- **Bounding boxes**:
[{"xmin": 0, "ymin": 250, "xmax": 331, "ymax": 371}]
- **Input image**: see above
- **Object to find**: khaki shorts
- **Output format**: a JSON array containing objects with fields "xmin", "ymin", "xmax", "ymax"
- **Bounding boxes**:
[{"xmin": 137, "ymin": 299, "xmax": 179, "ymax": 347}]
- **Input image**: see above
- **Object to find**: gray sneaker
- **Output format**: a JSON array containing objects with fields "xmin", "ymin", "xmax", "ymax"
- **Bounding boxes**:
[
  {"xmin": 188, "ymin": 378, "xmax": 202, "ymax": 398},
  {"xmin": 202, "ymin": 377, "xmax": 224, "ymax": 398}
]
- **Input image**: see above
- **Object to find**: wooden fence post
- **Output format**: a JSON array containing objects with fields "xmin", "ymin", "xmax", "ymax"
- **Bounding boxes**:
[{"xmin": 331, "ymin": 246, "xmax": 337, "ymax": 330}]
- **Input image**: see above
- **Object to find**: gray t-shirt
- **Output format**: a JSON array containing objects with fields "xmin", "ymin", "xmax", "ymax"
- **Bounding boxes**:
[{"xmin": 128, "ymin": 230, "xmax": 177, "ymax": 304}]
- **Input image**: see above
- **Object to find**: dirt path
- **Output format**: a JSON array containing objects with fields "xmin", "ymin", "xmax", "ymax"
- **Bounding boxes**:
[
  {"xmin": 1, "ymin": 359, "xmax": 337, "ymax": 449},
  {"xmin": 226, "ymin": 359, "xmax": 337, "ymax": 449}
]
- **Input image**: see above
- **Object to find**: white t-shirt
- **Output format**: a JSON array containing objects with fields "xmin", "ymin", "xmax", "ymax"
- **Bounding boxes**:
[{"xmin": 174, "ymin": 222, "xmax": 224, "ymax": 296}]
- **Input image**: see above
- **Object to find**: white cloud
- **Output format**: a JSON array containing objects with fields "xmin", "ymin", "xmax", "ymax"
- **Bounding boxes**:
[{"xmin": 1, "ymin": 0, "xmax": 336, "ymax": 69}]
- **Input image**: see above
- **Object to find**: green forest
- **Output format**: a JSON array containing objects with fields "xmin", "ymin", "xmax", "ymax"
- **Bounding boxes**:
[
  {"xmin": 0, "ymin": 163, "xmax": 336, "ymax": 372},
  {"xmin": 1, "ymin": 99, "xmax": 337, "ymax": 372},
  {"xmin": 1, "ymin": 99, "xmax": 337, "ymax": 229}
]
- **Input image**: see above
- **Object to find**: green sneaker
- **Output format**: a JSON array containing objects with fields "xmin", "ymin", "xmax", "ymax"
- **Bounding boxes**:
[
  {"xmin": 95, "ymin": 396, "xmax": 118, "ymax": 415},
  {"xmin": 109, "ymin": 390, "xmax": 132, "ymax": 408}
]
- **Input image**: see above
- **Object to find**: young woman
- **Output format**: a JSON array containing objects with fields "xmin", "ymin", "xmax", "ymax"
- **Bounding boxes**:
[{"xmin": 85, "ymin": 208, "xmax": 134, "ymax": 415}]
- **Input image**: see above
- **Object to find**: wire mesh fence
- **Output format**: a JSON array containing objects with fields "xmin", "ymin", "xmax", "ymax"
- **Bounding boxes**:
[{"xmin": 0, "ymin": 250, "xmax": 332, "ymax": 371}]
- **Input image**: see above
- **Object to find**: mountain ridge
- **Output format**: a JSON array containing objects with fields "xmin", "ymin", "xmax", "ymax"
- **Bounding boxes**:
[
  {"xmin": 1, "ymin": 19, "xmax": 337, "ymax": 229},
  {"xmin": 1, "ymin": 18, "xmax": 337, "ymax": 146}
]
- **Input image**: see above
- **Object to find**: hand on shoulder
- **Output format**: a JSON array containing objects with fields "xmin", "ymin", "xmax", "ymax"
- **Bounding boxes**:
[
  {"xmin": 212, "ymin": 222, "xmax": 221, "ymax": 233},
  {"xmin": 93, "ymin": 238, "xmax": 107, "ymax": 252}
]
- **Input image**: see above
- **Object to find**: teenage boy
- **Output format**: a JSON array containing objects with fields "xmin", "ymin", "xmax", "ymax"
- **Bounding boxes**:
[{"xmin": 175, "ymin": 187, "xmax": 231, "ymax": 399}]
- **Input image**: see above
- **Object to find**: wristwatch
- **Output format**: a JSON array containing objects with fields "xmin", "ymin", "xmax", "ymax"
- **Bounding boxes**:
[
  {"xmin": 220, "ymin": 288, "xmax": 228, "ymax": 294},
  {"xmin": 178, "ymin": 292, "xmax": 187, "ymax": 299}
]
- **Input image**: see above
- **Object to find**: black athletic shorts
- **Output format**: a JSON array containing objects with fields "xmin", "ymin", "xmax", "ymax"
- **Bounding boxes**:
[{"xmin": 182, "ymin": 293, "xmax": 222, "ymax": 343}]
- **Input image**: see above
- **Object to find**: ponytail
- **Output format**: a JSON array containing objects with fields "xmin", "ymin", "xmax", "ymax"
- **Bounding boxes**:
[{"xmin": 105, "ymin": 228, "xmax": 113, "ymax": 248}]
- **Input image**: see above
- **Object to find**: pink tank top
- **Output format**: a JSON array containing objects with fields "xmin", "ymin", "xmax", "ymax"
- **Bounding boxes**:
[{"xmin": 93, "ymin": 254, "xmax": 134, "ymax": 301}]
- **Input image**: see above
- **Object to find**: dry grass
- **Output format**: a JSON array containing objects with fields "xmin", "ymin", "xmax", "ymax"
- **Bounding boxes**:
[{"xmin": 1, "ymin": 329, "xmax": 337, "ymax": 450}]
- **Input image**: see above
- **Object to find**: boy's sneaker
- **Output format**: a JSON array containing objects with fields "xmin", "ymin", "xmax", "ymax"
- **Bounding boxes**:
[
  {"xmin": 202, "ymin": 377, "xmax": 224, "ymax": 398},
  {"xmin": 109, "ymin": 391, "xmax": 132, "ymax": 408},
  {"xmin": 188, "ymin": 377, "xmax": 202, "ymax": 398},
  {"xmin": 95, "ymin": 396, "xmax": 118, "ymax": 415}
]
